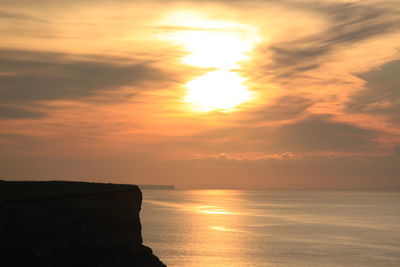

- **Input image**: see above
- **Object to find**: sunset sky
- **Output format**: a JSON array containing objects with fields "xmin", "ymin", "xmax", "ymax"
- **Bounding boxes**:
[{"xmin": 1, "ymin": 0, "xmax": 399, "ymax": 189}]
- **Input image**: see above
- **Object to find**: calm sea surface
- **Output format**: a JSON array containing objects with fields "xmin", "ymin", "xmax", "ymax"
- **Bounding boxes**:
[{"xmin": 140, "ymin": 190, "xmax": 400, "ymax": 267}]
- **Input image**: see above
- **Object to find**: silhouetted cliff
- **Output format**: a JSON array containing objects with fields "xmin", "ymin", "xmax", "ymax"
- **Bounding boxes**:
[{"xmin": 0, "ymin": 180, "xmax": 166, "ymax": 267}]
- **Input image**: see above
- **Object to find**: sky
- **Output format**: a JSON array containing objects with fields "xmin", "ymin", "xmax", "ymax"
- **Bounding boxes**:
[{"xmin": 0, "ymin": 0, "xmax": 399, "ymax": 189}]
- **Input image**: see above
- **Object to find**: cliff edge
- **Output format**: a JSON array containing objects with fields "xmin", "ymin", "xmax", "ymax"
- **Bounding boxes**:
[{"xmin": 0, "ymin": 180, "xmax": 166, "ymax": 267}]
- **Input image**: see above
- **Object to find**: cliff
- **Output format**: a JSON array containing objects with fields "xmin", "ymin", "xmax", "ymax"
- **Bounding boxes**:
[{"xmin": 0, "ymin": 180, "xmax": 166, "ymax": 267}]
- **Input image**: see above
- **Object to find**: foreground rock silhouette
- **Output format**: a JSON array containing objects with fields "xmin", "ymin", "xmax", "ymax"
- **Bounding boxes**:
[{"xmin": 0, "ymin": 180, "xmax": 166, "ymax": 267}]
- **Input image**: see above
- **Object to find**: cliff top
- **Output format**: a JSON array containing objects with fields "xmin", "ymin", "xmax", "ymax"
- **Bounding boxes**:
[{"xmin": 0, "ymin": 180, "xmax": 140, "ymax": 203}]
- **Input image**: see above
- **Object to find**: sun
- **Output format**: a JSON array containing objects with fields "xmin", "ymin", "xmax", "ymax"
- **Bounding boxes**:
[
  {"xmin": 185, "ymin": 70, "xmax": 252, "ymax": 112},
  {"xmin": 173, "ymin": 29, "xmax": 255, "ymax": 70},
  {"xmin": 159, "ymin": 11, "xmax": 260, "ymax": 112}
]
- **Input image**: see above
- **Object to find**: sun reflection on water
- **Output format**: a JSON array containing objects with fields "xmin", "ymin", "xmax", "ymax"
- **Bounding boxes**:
[
  {"xmin": 141, "ymin": 190, "xmax": 400, "ymax": 267},
  {"xmin": 209, "ymin": 226, "xmax": 244, "ymax": 232},
  {"xmin": 142, "ymin": 190, "xmax": 258, "ymax": 266},
  {"xmin": 182, "ymin": 190, "xmax": 249, "ymax": 266},
  {"xmin": 196, "ymin": 205, "xmax": 238, "ymax": 215}
]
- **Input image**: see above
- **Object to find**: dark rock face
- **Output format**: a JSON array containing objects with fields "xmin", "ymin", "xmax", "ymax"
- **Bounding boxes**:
[{"xmin": 0, "ymin": 181, "xmax": 166, "ymax": 267}]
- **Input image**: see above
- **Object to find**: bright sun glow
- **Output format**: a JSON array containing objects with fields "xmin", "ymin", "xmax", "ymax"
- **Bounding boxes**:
[
  {"xmin": 159, "ymin": 11, "xmax": 260, "ymax": 112},
  {"xmin": 172, "ymin": 30, "xmax": 255, "ymax": 70},
  {"xmin": 185, "ymin": 70, "xmax": 252, "ymax": 112}
]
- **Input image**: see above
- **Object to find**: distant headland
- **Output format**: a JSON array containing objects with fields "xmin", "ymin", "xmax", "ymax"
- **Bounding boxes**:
[{"xmin": 139, "ymin": 184, "xmax": 175, "ymax": 190}]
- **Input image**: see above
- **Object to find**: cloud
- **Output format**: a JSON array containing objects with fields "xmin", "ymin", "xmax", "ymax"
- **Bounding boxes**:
[
  {"xmin": 266, "ymin": 1, "xmax": 400, "ymax": 77},
  {"xmin": 242, "ymin": 95, "xmax": 314, "ymax": 122},
  {"xmin": 346, "ymin": 60, "xmax": 400, "ymax": 121},
  {"xmin": 169, "ymin": 115, "xmax": 380, "ymax": 154},
  {"xmin": 1, "ymin": 144, "xmax": 398, "ymax": 189},
  {"xmin": 394, "ymin": 146, "xmax": 400, "ymax": 157},
  {"xmin": 0, "ymin": 49, "xmax": 169, "ymax": 104},
  {"xmin": 166, "ymin": 151, "xmax": 400, "ymax": 189},
  {"xmin": 0, "ymin": 106, "xmax": 45, "ymax": 119},
  {"xmin": 0, "ymin": 11, "xmax": 49, "ymax": 23},
  {"xmin": 273, "ymin": 115, "xmax": 379, "ymax": 152},
  {"xmin": 0, "ymin": 133, "xmax": 44, "ymax": 144}
]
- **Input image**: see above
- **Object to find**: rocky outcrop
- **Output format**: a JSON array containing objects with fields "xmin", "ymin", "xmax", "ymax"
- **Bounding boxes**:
[{"xmin": 0, "ymin": 180, "xmax": 166, "ymax": 267}]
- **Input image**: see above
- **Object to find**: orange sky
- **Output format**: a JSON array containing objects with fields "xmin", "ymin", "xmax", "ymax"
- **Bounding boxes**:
[{"xmin": 1, "ymin": 0, "xmax": 400, "ymax": 189}]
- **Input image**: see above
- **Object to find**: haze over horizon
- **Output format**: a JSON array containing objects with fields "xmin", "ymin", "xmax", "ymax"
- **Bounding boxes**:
[{"xmin": 1, "ymin": 0, "xmax": 399, "ymax": 190}]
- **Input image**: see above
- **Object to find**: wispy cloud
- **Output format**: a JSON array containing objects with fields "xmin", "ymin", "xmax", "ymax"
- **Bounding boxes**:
[{"xmin": 0, "ymin": 49, "xmax": 169, "ymax": 103}]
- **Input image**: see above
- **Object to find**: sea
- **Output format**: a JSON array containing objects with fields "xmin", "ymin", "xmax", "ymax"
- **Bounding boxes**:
[{"xmin": 140, "ymin": 190, "xmax": 400, "ymax": 267}]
